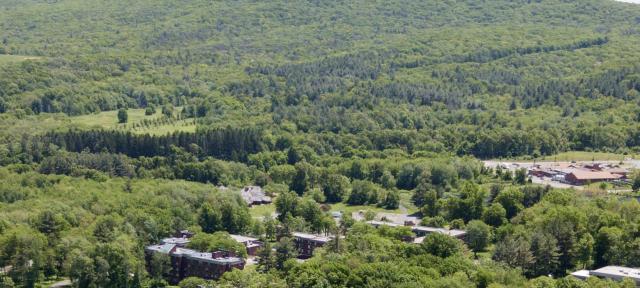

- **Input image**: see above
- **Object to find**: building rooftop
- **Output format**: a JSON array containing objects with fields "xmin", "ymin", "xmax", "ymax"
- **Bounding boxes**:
[
  {"xmin": 229, "ymin": 234, "xmax": 258, "ymax": 244},
  {"xmin": 412, "ymin": 226, "xmax": 467, "ymax": 237},
  {"xmin": 570, "ymin": 269, "xmax": 591, "ymax": 280},
  {"xmin": 146, "ymin": 244, "xmax": 244, "ymax": 265},
  {"xmin": 590, "ymin": 266, "xmax": 640, "ymax": 282},
  {"xmin": 147, "ymin": 243, "xmax": 178, "ymax": 254},
  {"xmin": 240, "ymin": 186, "xmax": 271, "ymax": 205},
  {"xmin": 568, "ymin": 170, "xmax": 623, "ymax": 180},
  {"xmin": 162, "ymin": 237, "xmax": 191, "ymax": 246},
  {"xmin": 292, "ymin": 232, "xmax": 334, "ymax": 243},
  {"xmin": 365, "ymin": 220, "xmax": 467, "ymax": 238},
  {"xmin": 366, "ymin": 220, "xmax": 401, "ymax": 227},
  {"xmin": 353, "ymin": 212, "xmax": 419, "ymax": 225}
]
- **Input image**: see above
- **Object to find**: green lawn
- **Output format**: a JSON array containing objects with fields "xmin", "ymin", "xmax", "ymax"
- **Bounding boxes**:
[
  {"xmin": 499, "ymin": 151, "xmax": 636, "ymax": 162},
  {"xmin": 539, "ymin": 151, "xmax": 635, "ymax": 161},
  {"xmin": 327, "ymin": 191, "xmax": 419, "ymax": 216},
  {"xmin": 0, "ymin": 54, "xmax": 42, "ymax": 63},
  {"xmin": 69, "ymin": 107, "xmax": 196, "ymax": 135},
  {"xmin": 249, "ymin": 203, "xmax": 276, "ymax": 218}
]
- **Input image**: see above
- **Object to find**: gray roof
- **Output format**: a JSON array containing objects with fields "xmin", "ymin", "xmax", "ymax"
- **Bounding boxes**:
[
  {"xmin": 147, "ymin": 243, "xmax": 177, "ymax": 254},
  {"xmin": 365, "ymin": 221, "xmax": 466, "ymax": 237},
  {"xmin": 590, "ymin": 266, "xmax": 640, "ymax": 282},
  {"xmin": 146, "ymin": 244, "xmax": 244, "ymax": 265},
  {"xmin": 412, "ymin": 226, "xmax": 467, "ymax": 237},
  {"xmin": 354, "ymin": 212, "xmax": 419, "ymax": 225},
  {"xmin": 240, "ymin": 186, "xmax": 271, "ymax": 204},
  {"xmin": 570, "ymin": 269, "xmax": 591, "ymax": 280},
  {"xmin": 292, "ymin": 232, "xmax": 333, "ymax": 243},
  {"xmin": 229, "ymin": 234, "xmax": 258, "ymax": 244},
  {"xmin": 366, "ymin": 220, "xmax": 401, "ymax": 227},
  {"xmin": 161, "ymin": 237, "xmax": 191, "ymax": 246}
]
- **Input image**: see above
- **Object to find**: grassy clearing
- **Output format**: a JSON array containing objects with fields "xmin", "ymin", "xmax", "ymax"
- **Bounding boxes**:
[
  {"xmin": 0, "ymin": 108, "xmax": 196, "ymax": 137},
  {"xmin": 0, "ymin": 54, "xmax": 42, "ymax": 63},
  {"xmin": 69, "ymin": 107, "xmax": 196, "ymax": 135},
  {"xmin": 249, "ymin": 203, "xmax": 276, "ymax": 218},
  {"xmin": 328, "ymin": 203, "xmax": 402, "ymax": 214},
  {"xmin": 327, "ymin": 190, "xmax": 419, "ymax": 215},
  {"xmin": 498, "ymin": 151, "xmax": 636, "ymax": 162},
  {"xmin": 71, "ymin": 108, "xmax": 164, "ymax": 128},
  {"xmin": 538, "ymin": 151, "xmax": 635, "ymax": 161}
]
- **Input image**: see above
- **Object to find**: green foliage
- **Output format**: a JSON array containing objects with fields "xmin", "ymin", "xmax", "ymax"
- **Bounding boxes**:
[
  {"xmin": 144, "ymin": 106, "xmax": 156, "ymax": 116},
  {"xmin": 632, "ymin": 172, "xmax": 640, "ymax": 192},
  {"xmin": 1, "ymin": 0, "xmax": 640, "ymax": 286},
  {"xmin": 148, "ymin": 253, "xmax": 171, "ymax": 280},
  {"xmin": 275, "ymin": 190, "xmax": 299, "ymax": 222},
  {"xmin": 421, "ymin": 233, "xmax": 465, "ymax": 258},
  {"xmin": 494, "ymin": 188, "xmax": 525, "ymax": 219},
  {"xmin": 0, "ymin": 226, "xmax": 46, "ymax": 288},
  {"xmin": 381, "ymin": 189, "xmax": 400, "ymax": 210},
  {"xmin": 321, "ymin": 174, "xmax": 350, "ymax": 203},
  {"xmin": 275, "ymin": 237, "xmax": 298, "ymax": 269},
  {"xmin": 218, "ymin": 269, "xmax": 287, "ymax": 288},
  {"xmin": 445, "ymin": 182, "xmax": 487, "ymax": 222},
  {"xmin": 187, "ymin": 232, "xmax": 248, "ymax": 258},
  {"xmin": 178, "ymin": 277, "xmax": 209, "ymax": 288},
  {"xmin": 117, "ymin": 109, "xmax": 128, "ymax": 124},
  {"xmin": 466, "ymin": 220, "xmax": 491, "ymax": 257},
  {"xmin": 483, "ymin": 203, "xmax": 507, "ymax": 227},
  {"xmin": 197, "ymin": 195, "xmax": 250, "ymax": 234}
]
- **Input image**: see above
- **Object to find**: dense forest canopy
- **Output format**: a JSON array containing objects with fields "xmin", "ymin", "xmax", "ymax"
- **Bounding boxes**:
[
  {"xmin": 0, "ymin": 0, "xmax": 640, "ymax": 287},
  {"xmin": 0, "ymin": 0, "xmax": 640, "ymax": 158}
]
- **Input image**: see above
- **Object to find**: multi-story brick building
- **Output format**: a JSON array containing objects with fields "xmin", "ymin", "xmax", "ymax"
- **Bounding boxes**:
[
  {"xmin": 292, "ymin": 232, "xmax": 334, "ymax": 258},
  {"xmin": 145, "ymin": 243, "xmax": 244, "ymax": 284}
]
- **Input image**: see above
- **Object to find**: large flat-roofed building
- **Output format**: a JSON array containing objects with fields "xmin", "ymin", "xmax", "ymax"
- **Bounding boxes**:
[
  {"xmin": 353, "ymin": 212, "xmax": 419, "ymax": 225},
  {"xmin": 292, "ymin": 232, "xmax": 334, "ymax": 258},
  {"xmin": 160, "ymin": 232, "xmax": 263, "ymax": 256},
  {"xmin": 590, "ymin": 266, "xmax": 640, "ymax": 284},
  {"xmin": 570, "ymin": 269, "xmax": 591, "ymax": 280},
  {"xmin": 365, "ymin": 220, "xmax": 467, "ymax": 241},
  {"xmin": 161, "ymin": 237, "xmax": 191, "ymax": 247},
  {"xmin": 571, "ymin": 266, "xmax": 640, "ymax": 285},
  {"xmin": 411, "ymin": 226, "xmax": 467, "ymax": 240},
  {"xmin": 145, "ymin": 243, "xmax": 244, "ymax": 284},
  {"xmin": 564, "ymin": 170, "xmax": 623, "ymax": 185},
  {"xmin": 366, "ymin": 220, "xmax": 401, "ymax": 228}
]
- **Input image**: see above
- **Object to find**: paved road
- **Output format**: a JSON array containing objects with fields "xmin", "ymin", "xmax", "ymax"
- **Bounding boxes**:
[{"xmin": 530, "ymin": 176, "xmax": 583, "ymax": 190}]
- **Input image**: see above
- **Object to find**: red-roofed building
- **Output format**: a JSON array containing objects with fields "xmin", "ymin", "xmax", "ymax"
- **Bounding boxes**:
[{"xmin": 565, "ymin": 171, "xmax": 622, "ymax": 185}]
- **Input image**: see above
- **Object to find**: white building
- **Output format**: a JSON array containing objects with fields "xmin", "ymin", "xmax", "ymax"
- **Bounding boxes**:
[{"xmin": 571, "ymin": 266, "xmax": 640, "ymax": 284}]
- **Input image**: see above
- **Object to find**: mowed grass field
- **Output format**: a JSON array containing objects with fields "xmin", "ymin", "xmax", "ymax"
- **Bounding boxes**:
[
  {"xmin": 499, "ymin": 151, "xmax": 636, "ymax": 162},
  {"xmin": 69, "ymin": 107, "xmax": 196, "ymax": 135},
  {"xmin": 536, "ymin": 151, "xmax": 636, "ymax": 161},
  {"xmin": 0, "ymin": 54, "xmax": 42, "ymax": 63}
]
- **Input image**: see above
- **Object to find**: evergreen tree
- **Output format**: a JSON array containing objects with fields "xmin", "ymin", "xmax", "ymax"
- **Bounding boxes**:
[
  {"xmin": 117, "ymin": 108, "xmax": 128, "ymax": 123},
  {"xmin": 529, "ymin": 232, "xmax": 560, "ymax": 277},
  {"xmin": 257, "ymin": 242, "xmax": 275, "ymax": 272},
  {"xmin": 275, "ymin": 237, "xmax": 297, "ymax": 269}
]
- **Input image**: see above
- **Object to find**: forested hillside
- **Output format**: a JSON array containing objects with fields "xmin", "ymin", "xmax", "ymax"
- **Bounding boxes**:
[
  {"xmin": 1, "ymin": 0, "xmax": 640, "ymax": 287},
  {"xmin": 1, "ymin": 0, "xmax": 640, "ymax": 158}
]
